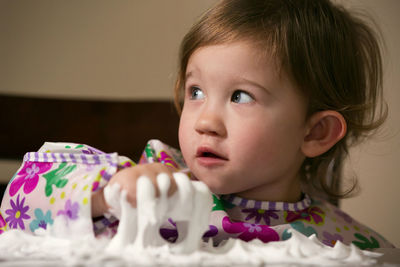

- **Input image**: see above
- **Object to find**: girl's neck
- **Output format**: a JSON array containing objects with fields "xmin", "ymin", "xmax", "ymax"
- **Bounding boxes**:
[{"xmin": 235, "ymin": 179, "xmax": 303, "ymax": 203}]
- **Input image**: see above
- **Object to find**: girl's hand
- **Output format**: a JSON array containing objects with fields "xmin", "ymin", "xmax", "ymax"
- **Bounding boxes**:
[{"xmin": 91, "ymin": 163, "xmax": 177, "ymax": 218}]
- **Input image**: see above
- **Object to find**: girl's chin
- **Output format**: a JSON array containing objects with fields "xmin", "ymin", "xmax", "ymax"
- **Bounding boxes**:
[
  {"xmin": 202, "ymin": 184, "xmax": 232, "ymax": 196},
  {"xmin": 188, "ymin": 172, "xmax": 233, "ymax": 194}
]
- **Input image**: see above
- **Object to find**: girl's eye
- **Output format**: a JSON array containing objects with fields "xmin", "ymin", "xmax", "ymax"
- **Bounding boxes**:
[
  {"xmin": 231, "ymin": 90, "xmax": 254, "ymax": 104},
  {"xmin": 189, "ymin": 86, "xmax": 205, "ymax": 100}
]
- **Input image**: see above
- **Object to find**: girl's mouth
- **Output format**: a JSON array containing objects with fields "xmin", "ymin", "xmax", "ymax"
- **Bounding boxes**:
[
  {"xmin": 196, "ymin": 147, "xmax": 227, "ymax": 159},
  {"xmin": 195, "ymin": 147, "xmax": 228, "ymax": 167}
]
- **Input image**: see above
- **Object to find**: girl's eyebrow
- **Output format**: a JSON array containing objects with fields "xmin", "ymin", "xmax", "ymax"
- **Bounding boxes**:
[
  {"xmin": 185, "ymin": 70, "xmax": 198, "ymax": 80},
  {"xmin": 238, "ymin": 77, "xmax": 268, "ymax": 92},
  {"xmin": 185, "ymin": 71, "xmax": 193, "ymax": 79}
]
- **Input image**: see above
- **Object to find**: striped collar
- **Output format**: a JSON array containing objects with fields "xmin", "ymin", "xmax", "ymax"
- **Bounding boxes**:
[{"xmin": 220, "ymin": 193, "xmax": 312, "ymax": 212}]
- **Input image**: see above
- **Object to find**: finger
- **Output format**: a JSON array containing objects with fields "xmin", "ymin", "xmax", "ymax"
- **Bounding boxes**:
[{"xmin": 167, "ymin": 174, "xmax": 178, "ymax": 196}]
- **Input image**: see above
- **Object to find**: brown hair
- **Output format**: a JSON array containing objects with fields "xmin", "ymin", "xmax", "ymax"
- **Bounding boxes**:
[{"xmin": 174, "ymin": 0, "xmax": 387, "ymax": 201}]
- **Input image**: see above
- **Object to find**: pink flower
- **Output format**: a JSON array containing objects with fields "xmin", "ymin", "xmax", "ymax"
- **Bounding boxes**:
[
  {"xmin": 222, "ymin": 216, "xmax": 279, "ymax": 243},
  {"xmin": 158, "ymin": 151, "xmax": 179, "ymax": 169},
  {"xmin": 285, "ymin": 206, "xmax": 325, "ymax": 225},
  {"xmin": 0, "ymin": 212, "xmax": 6, "ymax": 234},
  {"xmin": 9, "ymin": 162, "xmax": 52, "ymax": 197}
]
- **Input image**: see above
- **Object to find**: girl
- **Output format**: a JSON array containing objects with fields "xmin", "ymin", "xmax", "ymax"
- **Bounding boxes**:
[{"xmin": 0, "ymin": 0, "xmax": 395, "ymax": 249}]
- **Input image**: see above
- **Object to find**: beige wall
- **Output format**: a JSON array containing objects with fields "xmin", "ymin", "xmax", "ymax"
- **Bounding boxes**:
[
  {"xmin": 0, "ymin": 0, "xmax": 399, "ymax": 247},
  {"xmin": 337, "ymin": 0, "xmax": 400, "ymax": 248},
  {"xmin": 0, "ymin": 0, "xmax": 216, "ymax": 100}
]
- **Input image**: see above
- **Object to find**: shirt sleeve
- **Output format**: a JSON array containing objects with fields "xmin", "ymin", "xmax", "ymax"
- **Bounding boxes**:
[
  {"xmin": 0, "ymin": 140, "xmax": 188, "ymax": 239},
  {"xmin": 0, "ymin": 142, "xmax": 134, "ymax": 236}
]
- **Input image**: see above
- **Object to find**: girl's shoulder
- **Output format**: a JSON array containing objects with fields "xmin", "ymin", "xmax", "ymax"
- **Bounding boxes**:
[
  {"xmin": 209, "ymin": 194, "xmax": 395, "ymax": 249},
  {"xmin": 281, "ymin": 197, "xmax": 396, "ymax": 249}
]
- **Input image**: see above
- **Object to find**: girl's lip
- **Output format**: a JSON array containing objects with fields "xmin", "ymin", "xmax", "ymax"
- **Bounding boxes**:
[
  {"xmin": 195, "ymin": 146, "xmax": 228, "ymax": 167},
  {"xmin": 195, "ymin": 146, "xmax": 228, "ymax": 160}
]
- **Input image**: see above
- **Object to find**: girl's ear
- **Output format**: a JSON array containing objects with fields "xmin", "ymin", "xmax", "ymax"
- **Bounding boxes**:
[{"xmin": 301, "ymin": 111, "xmax": 347, "ymax": 158}]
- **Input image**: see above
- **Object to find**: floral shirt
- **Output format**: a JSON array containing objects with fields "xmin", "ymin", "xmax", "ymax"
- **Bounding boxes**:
[{"xmin": 0, "ymin": 140, "xmax": 395, "ymax": 250}]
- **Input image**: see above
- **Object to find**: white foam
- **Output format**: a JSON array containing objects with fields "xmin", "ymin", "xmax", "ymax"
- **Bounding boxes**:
[{"xmin": 0, "ymin": 173, "xmax": 382, "ymax": 266}]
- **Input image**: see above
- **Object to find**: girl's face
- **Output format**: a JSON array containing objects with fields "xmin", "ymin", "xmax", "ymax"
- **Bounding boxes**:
[{"xmin": 179, "ymin": 41, "xmax": 309, "ymax": 202}]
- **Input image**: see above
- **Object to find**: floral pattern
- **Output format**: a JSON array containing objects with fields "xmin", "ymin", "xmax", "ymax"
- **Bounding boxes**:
[
  {"xmin": 334, "ymin": 209, "xmax": 353, "ymax": 224},
  {"xmin": 242, "ymin": 208, "xmax": 278, "ymax": 225},
  {"xmin": 222, "ymin": 216, "xmax": 279, "ymax": 243},
  {"xmin": 92, "ymin": 168, "xmax": 107, "ymax": 192},
  {"xmin": 352, "ymin": 233, "xmax": 380, "ymax": 250},
  {"xmin": 159, "ymin": 219, "xmax": 218, "ymax": 243},
  {"xmin": 29, "ymin": 208, "xmax": 54, "ymax": 233},
  {"xmin": 159, "ymin": 218, "xmax": 178, "ymax": 242},
  {"xmin": 43, "ymin": 163, "xmax": 76, "ymax": 197},
  {"xmin": 285, "ymin": 206, "xmax": 325, "ymax": 225},
  {"xmin": 139, "ymin": 143, "xmax": 156, "ymax": 164},
  {"xmin": 0, "ymin": 212, "xmax": 6, "ymax": 234},
  {"xmin": 282, "ymin": 221, "xmax": 317, "ymax": 240},
  {"xmin": 120, "ymin": 160, "xmax": 135, "ymax": 168},
  {"xmin": 9, "ymin": 162, "xmax": 52, "ymax": 197},
  {"xmin": 57, "ymin": 199, "xmax": 79, "ymax": 220},
  {"xmin": 212, "ymin": 195, "xmax": 235, "ymax": 211},
  {"xmin": 203, "ymin": 225, "xmax": 218, "ymax": 238},
  {"xmin": 158, "ymin": 151, "xmax": 179, "ymax": 169},
  {"xmin": 322, "ymin": 231, "xmax": 343, "ymax": 247},
  {"xmin": 65, "ymin": 144, "xmax": 103, "ymax": 154},
  {"xmin": 5, "ymin": 195, "xmax": 30, "ymax": 230}
]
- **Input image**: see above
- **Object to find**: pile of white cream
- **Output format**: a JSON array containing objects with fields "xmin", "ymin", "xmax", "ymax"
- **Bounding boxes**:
[{"xmin": 0, "ymin": 173, "xmax": 381, "ymax": 266}]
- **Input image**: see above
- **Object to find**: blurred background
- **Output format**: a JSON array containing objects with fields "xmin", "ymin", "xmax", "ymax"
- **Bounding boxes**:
[{"xmin": 0, "ymin": 0, "xmax": 398, "ymax": 247}]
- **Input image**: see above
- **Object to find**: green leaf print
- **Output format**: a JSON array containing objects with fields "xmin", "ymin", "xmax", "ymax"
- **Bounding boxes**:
[
  {"xmin": 352, "ymin": 233, "xmax": 380, "ymax": 250},
  {"xmin": 212, "ymin": 195, "xmax": 235, "ymax": 211},
  {"xmin": 145, "ymin": 143, "xmax": 156, "ymax": 161},
  {"xmin": 212, "ymin": 195, "xmax": 225, "ymax": 211},
  {"xmin": 65, "ymin": 144, "xmax": 84, "ymax": 149},
  {"xmin": 42, "ymin": 163, "xmax": 77, "ymax": 197}
]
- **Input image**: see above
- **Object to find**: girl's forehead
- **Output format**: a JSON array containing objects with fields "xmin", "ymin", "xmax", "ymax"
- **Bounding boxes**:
[
  {"xmin": 188, "ymin": 41, "xmax": 277, "ymax": 65},
  {"xmin": 186, "ymin": 41, "xmax": 286, "ymax": 82}
]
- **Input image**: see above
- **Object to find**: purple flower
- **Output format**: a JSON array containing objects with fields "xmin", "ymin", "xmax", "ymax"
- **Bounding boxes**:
[
  {"xmin": 334, "ymin": 209, "xmax": 353, "ymax": 224},
  {"xmin": 222, "ymin": 216, "xmax": 279, "ymax": 243},
  {"xmin": 322, "ymin": 231, "xmax": 343, "ymax": 247},
  {"xmin": 57, "ymin": 199, "xmax": 79, "ymax": 220},
  {"xmin": 242, "ymin": 208, "xmax": 279, "ymax": 225},
  {"xmin": 159, "ymin": 228, "xmax": 178, "ymax": 242},
  {"xmin": 159, "ymin": 218, "xmax": 219, "ymax": 242},
  {"xmin": 5, "ymin": 195, "xmax": 31, "ymax": 230},
  {"xmin": 159, "ymin": 218, "xmax": 178, "ymax": 242},
  {"xmin": 9, "ymin": 162, "xmax": 52, "ymax": 197},
  {"xmin": 203, "ymin": 225, "xmax": 218, "ymax": 238}
]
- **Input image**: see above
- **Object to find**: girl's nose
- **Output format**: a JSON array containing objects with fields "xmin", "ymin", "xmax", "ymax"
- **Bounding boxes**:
[{"xmin": 194, "ymin": 107, "xmax": 227, "ymax": 137}]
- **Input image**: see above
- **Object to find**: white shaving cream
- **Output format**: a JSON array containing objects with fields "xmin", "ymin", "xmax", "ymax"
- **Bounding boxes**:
[{"xmin": 0, "ymin": 173, "xmax": 381, "ymax": 266}]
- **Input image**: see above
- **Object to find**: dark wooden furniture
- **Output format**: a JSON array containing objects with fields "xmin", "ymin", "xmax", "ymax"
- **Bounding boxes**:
[{"xmin": 0, "ymin": 94, "xmax": 180, "ymax": 198}]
